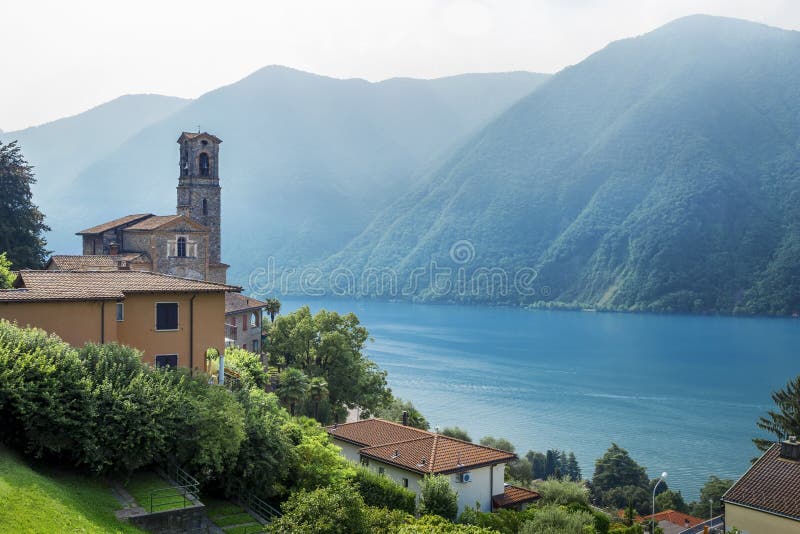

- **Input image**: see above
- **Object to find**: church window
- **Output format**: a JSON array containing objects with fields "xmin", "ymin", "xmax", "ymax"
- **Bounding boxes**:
[
  {"xmin": 177, "ymin": 236, "xmax": 187, "ymax": 257},
  {"xmin": 199, "ymin": 152, "xmax": 210, "ymax": 176},
  {"xmin": 202, "ymin": 198, "xmax": 208, "ymax": 215}
]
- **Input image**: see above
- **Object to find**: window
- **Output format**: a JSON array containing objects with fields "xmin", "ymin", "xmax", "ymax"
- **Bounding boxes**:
[
  {"xmin": 361, "ymin": 458, "xmax": 369, "ymax": 467},
  {"xmin": 177, "ymin": 236, "xmax": 187, "ymax": 257},
  {"xmin": 252, "ymin": 339, "xmax": 259, "ymax": 353},
  {"xmin": 378, "ymin": 467, "xmax": 385, "ymax": 476},
  {"xmin": 116, "ymin": 302, "xmax": 124, "ymax": 321},
  {"xmin": 202, "ymin": 198, "xmax": 208, "ymax": 215},
  {"xmin": 155, "ymin": 354, "xmax": 178, "ymax": 368},
  {"xmin": 199, "ymin": 152, "xmax": 210, "ymax": 176},
  {"xmin": 402, "ymin": 478, "xmax": 409, "ymax": 488},
  {"xmin": 241, "ymin": 344, "xmax": 246, "ymax": 350},
  {"xmin": 242, "ymin": 313, "xmax": 248, "ymax": 331},
  {"xmin": 250, "ymin": 312, "xmax": 257, "ymax": 328},
  {"xmin": 156, "ymin": 302, "xmax": 179, "ymax": 331}
]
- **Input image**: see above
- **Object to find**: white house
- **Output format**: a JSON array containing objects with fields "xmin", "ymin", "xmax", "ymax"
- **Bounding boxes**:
[{"xmin": 327, "ymin": 418, "xmax": 540, "ymax": 514}]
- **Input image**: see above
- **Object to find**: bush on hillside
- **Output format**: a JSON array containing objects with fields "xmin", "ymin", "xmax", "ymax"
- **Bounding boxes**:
[
  {"xmin": 269, "ymin": 483, "xmax": 370, "ymax": 534},
  {"xmin": 519, "ymin": 505, "xmax": 595, "ymax": 534},
  {"xmin": 353, "ymin": 466, "xmax": 416, "ymax": 513},
  {"xmin": 535, "ymin": 478, "xmax": 590, "ymax": 507},
  {"xmin": 418, "ymin": 474, "xmax": 459, "ymax": 521}
]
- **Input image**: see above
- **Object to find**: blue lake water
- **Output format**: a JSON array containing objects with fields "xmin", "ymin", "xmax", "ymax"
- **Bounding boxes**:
[{"xmin": 280, "ymin": 297, "xmax": 800, "ymax": 500}]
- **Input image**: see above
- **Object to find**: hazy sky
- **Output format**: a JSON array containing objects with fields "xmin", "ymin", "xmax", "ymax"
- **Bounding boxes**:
[{"xmin": 2, "ymin": 0, "xmax": 799, "ymax": 131}]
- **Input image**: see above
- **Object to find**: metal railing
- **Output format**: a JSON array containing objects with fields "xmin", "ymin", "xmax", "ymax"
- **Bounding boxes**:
[
  {"xmin": 245, "ymin": 493, "xmax": 282, "ymax": 523},
  {"xmin": 148, "ymin": 484, "xmax": 197, "ymax": 513}
]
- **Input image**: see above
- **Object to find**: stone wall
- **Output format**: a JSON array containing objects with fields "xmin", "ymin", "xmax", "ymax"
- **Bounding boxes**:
[{"xmin": 127, "ymin": 504, "xmax": 209, "ymax": 534}]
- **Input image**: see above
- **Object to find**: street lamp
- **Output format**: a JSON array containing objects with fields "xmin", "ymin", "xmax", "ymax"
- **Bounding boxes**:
[
  {"xmin": 709, "ymin": 498, "xmax": 714, "ymax": 523},
  {"xmin": 652, "ymin": 471, "xmax": 667, "ymax": 533}
]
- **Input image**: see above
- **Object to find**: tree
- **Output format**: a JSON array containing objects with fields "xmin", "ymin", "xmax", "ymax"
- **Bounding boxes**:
[
  {"xmin": 519, "ymin": 505, "xmax": 595, "ymax": 534},
  {"xmin": 277, "ymin": 367, "xmax": 309, "ymax": 416},
  {"xmin": 0, "ymin": 141, "xmax": 49, "ymax": 268},
  {"xmin": 441, "ymin": 426, "xmax": 472, "ymax": 442},
  {"xmin": 526, "ymin": 451, "xmax": 547, "ymax": 479},
  {"xmin": 270, "ymin": 483, "xmax": 369, "ymax": 534},
  {"xmin": 309, "ymin": 377, "xmax": 329, "ymax": 422},
  {"xmin": 479, "ymin": 436, "xmax": 515, "ymax": 452},
  {"xmin": 0, "ymin": 253, "xmax": 15, "ymax": 289},
  {"xmin": 689, "ymin": 476, "xmax": 733, "ymax": 518},
  {"xmin": 224, "ymin": 347, "xmax": 268, "ymax": 389},
  {"xmin": 508, "ymin": 458, "xmax": 533, "ymax": 485},
  {"xmin": 655, "ymin": 489, "xmax": 688, "ymax": 513},
  {"xmin": 265, "ymin": 298, "xmax": 281, "ymax": 323},
  {"xmin": 566, "ymin": 452, "xmax": 581, "ymax": 481},
  {"xmin": 534, "ymin": 478, "xmax": 589, "ymax": 507},
  {"xmin": 592, "ymin": 443, "xmax": 648, "ymax": 494},
  {"xmin": 418, "ymin": 475, "xmax": 459, "ymax": 521},
  {"xmin": 373, "ymin": 397, "xmax": 429, "ymax": 430},
  {"xmin": 754, "ymin": 375, "xmax": 800, "ymax": 451}
]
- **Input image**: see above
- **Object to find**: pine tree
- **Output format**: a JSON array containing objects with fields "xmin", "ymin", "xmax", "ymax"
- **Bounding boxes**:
[
  {"xmin": 0, "ymin": 141, "xmax": 49, "ymax": 268},
  {"xmin": 566, "ymin": 451, "xmax": 582, "ymax": 481},
  {"xmin": 755, "ymin": 375, "xmax": 800, "ymax": 451}
]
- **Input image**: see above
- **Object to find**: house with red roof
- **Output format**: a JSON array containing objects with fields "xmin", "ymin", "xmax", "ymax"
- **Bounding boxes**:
[
  {"xmin": 641, "ymin": 510, "xmax": 705, "ymax": 534},
  {"xmin": 327, "ymin": 417, "xmax": 540, "ymax": 514}
]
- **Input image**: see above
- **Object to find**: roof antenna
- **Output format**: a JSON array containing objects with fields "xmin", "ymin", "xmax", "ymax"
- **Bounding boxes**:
[{"xmin": 197, "ymin": 124, "xmax": 201, "ymax": 133}]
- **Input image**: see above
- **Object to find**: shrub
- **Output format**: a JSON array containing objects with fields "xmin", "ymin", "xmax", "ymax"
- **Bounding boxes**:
[
  {"xmin": 285, "ymin": 417, "xmax": 355, "ymax": 491},
  {"xmin": 224, "ymin": 347, "xmax": 267, "ymax": 389},
  {"xmin": 364, "ymin": 506, "xmax": 414, "ymax": 534},
  {"xmin": 459, "ymin": 506, "xmax": 524, "ymax": 534},
  {"xmin": 354, "ymin": 466, "xmax": 416, "ymax": 513},
  {"xmin": 536, "ymin": 478, "xmax": 590, "ymax": 507},
  {"xmin": 399, "ymin": 515, "xmax": 499, "ymax": 533},
  {"xmin": 418, "ymin": 474, "xmax": 459, "ymax": 521},
  {"xmin": 270, "ymin": 483, "xmax": 369, "ymax": 534},
  {"xmin": 520, "ymin": 505, "xmax": 595, "ymax": 534}
]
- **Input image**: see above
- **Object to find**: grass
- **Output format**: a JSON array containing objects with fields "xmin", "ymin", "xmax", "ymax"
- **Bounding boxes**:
[
  {"xmin": 123, "ymin": 471, "xmax": 188, "ymax": 513},
  {"xmin": 204, "ymin": 496, "xmax": 265, "ymax": 532},
  {"xmin": 0, "ymin": 445, "xmax": 145, "ymax": 534}
]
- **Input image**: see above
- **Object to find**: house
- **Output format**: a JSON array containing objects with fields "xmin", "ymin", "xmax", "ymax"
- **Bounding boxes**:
[
  {"xmin": 722, "ymin": 437, "xmax": 800, "ymax": 534},
  {"xmin": 327, "ymin": 418, "xmax": 540, "ymax": 514},
  {"xmin": 225, "ymin": 292, "xmax": 267, "ymax": 353},
  {"xmin": 0, "ymin": 269, "xmax": 239, "ymax": 372},
  {"xmin": 640, "ymin": 510, "xmax": 705, "ymax": 534}
]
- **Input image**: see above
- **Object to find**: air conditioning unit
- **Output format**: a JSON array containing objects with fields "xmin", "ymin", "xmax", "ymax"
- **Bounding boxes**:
[{"xmin": 459, "ymin": 472, "xmax": 472, "ymax": 483}]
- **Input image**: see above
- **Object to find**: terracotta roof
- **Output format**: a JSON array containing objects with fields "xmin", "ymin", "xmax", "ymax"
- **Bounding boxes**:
[
  {"xmin": 0, "ymin": 270, "xmax": 240, "ymax": 302},
  {"xmin": 723, "ymin": 442, "xmax": 800, "ymax": 520},
  {"xmin": 46, "ymin": 254, "xmax": 149, "ymax": 270},
  {"xmin": 641, "ymin": 510, "xmax": 704, "ymax": 528},
  {"xmin": 125, "ymin": 215, "xmax": 183, "ymax": 231},
  {"xmin": 492, "ymin": 485, "xmax": 541, "ymax": 508},
  {"xmin": 76, "ymin": 214, "xmax": 152, "ymax": 235},
  {"xmin": 328, "ymin": 419, "xmax": 516, "ymax": 475},
  {"xmin": 225, "ymin": 292, "xmax": 268, "ymax": 314}
]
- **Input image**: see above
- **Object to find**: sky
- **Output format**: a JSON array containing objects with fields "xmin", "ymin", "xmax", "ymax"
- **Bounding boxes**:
[{"xmin": 1, "ymin": 0, "xmax": 799, "ymax": 131}]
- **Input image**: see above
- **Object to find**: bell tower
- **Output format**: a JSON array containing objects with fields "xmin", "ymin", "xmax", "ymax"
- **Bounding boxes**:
[{"xmin": 176, "ymin": 131, "xmax": 227, "ymax": 282}]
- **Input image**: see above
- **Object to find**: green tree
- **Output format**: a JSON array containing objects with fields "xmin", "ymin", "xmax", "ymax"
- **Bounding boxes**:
[
  {"xmin": 270, "ymin": 483, "xmax": 369, "ymax": 534},
  {"xmin": 0, "ymin": 141, "xmax": 49, "ymax": 268},
  {"xmin": 535, "ymin": 478, "xmax": 590, "ymax": 507},
  {"xmin": 286, "ymin": 417, "xmax": 355, "ymax": 491},
  {"xmin": 418, "ymin": 474, "xmax": 459, "ymax": 521},
  {"xmin": 566, "ymin": 452, "xmax": 581, "ymax": 481},
  {"xmin": 277, "ymin": 367, "xmax": 309, "ymax": 416},
  {"xmin": 508, "ymin": 458, "xmax": 533, "ymax": 485},
  {"xmin": 592, "ymin": 443, "xmax": 648, "ymax": 496},
  {"xmin": 353, "ymin": 465, "xmax": 416, "ymax": 513},
  {"xmin": 265, "ymin": 298, "xmax": 281, "ymax": 323},
  {"xmin": 689, "ymin": 476, "xmax": 734, "ymax": 518},
  {"xmin": 479, "ymin": 436, "xmax": 515, "ymax": 452},
  {"xmin": 442, "ymin": 426, "xmax": 472, "ymax": 442},
  {"xmin": 0, "ymin": 253, "xmax": 15, "ymax": 289},
  {"xmin": 520, "ymin": 505, "xmax": 594, "ymax": 534},
  {"xmin": 224, "ymin": 346, "xmax": 268, "ymax": 389},
  {"xmin": 526, "ymin": 451, "xmax": 547, "ymax": 479},
  {"xmin": 754, "ymin": 375, "xmax": 800, "ymax": 451},
  {"xmin": 374, "ymin": 397, "xmax": 429, "ymax": 430},
  {"xmin": 309, "ymin": 376, "xmax": 329, "ymax": 422},
  {"xmin": 655, "ymin": 489, "xmax": 688, "ymax": 513}
]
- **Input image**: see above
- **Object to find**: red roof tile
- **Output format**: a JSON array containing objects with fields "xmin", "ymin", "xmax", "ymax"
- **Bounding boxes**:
[
  {"xmin": 46, "ymin": 254, "xmax": 149, "ymax": 270},
  {"xmin": 225, "ymin": 292, "xmax": 268, "ymax": 314},
  {"xmin": 328, "ymin": 419, "xmax": 516, "ymax": 474},
  {"xmin": 492, "ymin": 485, "xmax": 541, "ymax": 508},
  {"xmin": 723, "ymin": 442, "xmax": 800, "ymax": 520},
  {"xmin": 124, "ymin": 215, "xmax": 184, "ymax": 231},
  {"xmin": 641, "ymin": 510, "xmax": 704, "ymax": 527},
  {"xmin": 76, "ymin": 214, "xmax": 152, "ymax": 235}
]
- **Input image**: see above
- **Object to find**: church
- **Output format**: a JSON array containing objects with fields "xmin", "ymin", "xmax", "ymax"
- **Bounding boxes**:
[
  {"xmin": 58, "ymin": 132, "xmax": 228, "ymax": 284},
  {"xmin": 46, "ymin": 131, "xmax": 266, "ymax": 351}
]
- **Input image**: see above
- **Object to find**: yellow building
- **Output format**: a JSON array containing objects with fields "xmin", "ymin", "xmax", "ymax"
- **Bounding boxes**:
[
  {"xmin": 0, "ymin": 270, "xmax": 240, "ymax": 372},
  {"xmin": 723, "ymin": 438, "xmax": 800, "ymax": 534}
]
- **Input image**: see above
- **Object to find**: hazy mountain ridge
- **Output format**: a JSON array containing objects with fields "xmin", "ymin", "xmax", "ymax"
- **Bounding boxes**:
[{"xmin": 315, "ymin": 15, "xmax": 800, "ymax": 315}]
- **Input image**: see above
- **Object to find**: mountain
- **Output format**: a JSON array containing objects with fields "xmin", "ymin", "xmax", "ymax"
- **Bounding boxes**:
[
  {"xmin": 0, "ymin": 95, "xmax": 190, "ymax": 221},
  {"xmin": 316, "ymin": 16, "xmax": 800, "ymax": 315},
  {"xmin": 13, "ymin": 67, "xmax": 546, "ymax": 280}
]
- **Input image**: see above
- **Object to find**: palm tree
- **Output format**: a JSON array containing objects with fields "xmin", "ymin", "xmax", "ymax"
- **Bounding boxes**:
[
  {"xmin": 265, "ymin": 298, "xmax": 281, "ymax": 323},
  {"xmin": 309, "ymin": 377, "xmax": 329, "ymax": 422},
  {"xmin": 277, "ymin": 367, "xmax": 309, "ymax": 416}
]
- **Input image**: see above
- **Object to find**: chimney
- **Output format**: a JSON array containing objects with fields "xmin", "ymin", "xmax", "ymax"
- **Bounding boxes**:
[
  {"xmin": 780, "ymin": 436, "xmax": 800, "ymax": 460},
  {"xmin": 109, "ymin": 242, "xmax": 119, "ymax": 256},
  {"xmin": 402, "ymin": 410, "xmax": 408, "ymax": 426}
]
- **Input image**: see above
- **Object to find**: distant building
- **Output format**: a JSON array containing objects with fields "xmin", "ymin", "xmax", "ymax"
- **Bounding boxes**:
[
  {"xmin": 225, "ymin": 292, "xmax": 267, "ymax": 353},
  {"xmin": 327, "ymin": 418, "xmax": 540, "ymax": 514},
  {"xmin": 0, "ymin": 270, "xmax": 238, "ymax": 372},
  {"xmin": 722, "ymin": 437, "xmax": 800, "ymax": 534},
  {"xmin": 640, "ymin": 510, "xmax": 705, "ymax": 534}
]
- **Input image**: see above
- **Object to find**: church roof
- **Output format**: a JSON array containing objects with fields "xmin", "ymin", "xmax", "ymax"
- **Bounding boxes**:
[
  {"xmin": 124, "ymin": 214, "xmax": 208, "ymax": 232},
  {"xmin": 46, "ymin": 254, "xmax": 150, "ymax": 271},
  {"xmin": 178, "ymin": 131, "xmax": 222, "ymax": 144},
  {"xmin": 76, "ymin": 214, "xmax": 152, "ymax": 235}
]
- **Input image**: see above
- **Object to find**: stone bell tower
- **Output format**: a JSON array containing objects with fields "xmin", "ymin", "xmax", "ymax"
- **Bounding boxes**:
[{"xmin": 176, "ymin": 131, "xmax": 227, "ymax": 283}]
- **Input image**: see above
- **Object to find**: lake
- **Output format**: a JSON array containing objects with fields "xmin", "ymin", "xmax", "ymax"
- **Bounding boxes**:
[{"xmin": 279, "ymin": 297, "xmax": 800, "ymax": 500}]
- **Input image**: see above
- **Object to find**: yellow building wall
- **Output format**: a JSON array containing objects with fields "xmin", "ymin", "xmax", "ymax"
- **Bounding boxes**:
[
  {"xmin": 725, "ymin": 503, "xmax": 800, "ymax": 534},
  {"xmin": 0, "ymin": 292, "xmax": 226, "ymax": 374},
  {"xmin": 0, "ymin": 300, "xmax": 117, "ymax": 347}
]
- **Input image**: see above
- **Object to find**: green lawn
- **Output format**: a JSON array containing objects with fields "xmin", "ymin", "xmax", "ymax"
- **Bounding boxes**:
[
  {"xmin": 0, "ymin": 446, "xmax": 145, "ymax": 534},
  {"xmin": 123, "ymin": 471, "xmax": 188, "ymax": 513},
  {"xmin": 204, "ymin": 496, "xmax": 265, "ymax": 532}
]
